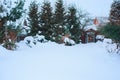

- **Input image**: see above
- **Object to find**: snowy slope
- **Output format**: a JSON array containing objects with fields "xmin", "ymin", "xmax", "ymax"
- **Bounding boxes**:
[{"xmin": 0, "ymin": 41, "xmax": 120, "ymax": 80}]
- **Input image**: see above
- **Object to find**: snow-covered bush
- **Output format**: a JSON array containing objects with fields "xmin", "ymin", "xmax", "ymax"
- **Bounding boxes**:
[
  {"xmin": 34, "ymin": 34, "xmax": 47, "ymax": 43},
  {"xmin": 64, "ymin": 37, "xmax": 75, "ymax": 46},
  {"xmin": 24, "ymin": 36, "xmax": 35, "ymax": 48},
  {"xmin": 24, "ymin": 35, "xmax": 46, "ymax": 48},
  {"xmin": 105, "ymin": 42, "xmax": 120, "ymax": 54},
  {"xmin": 96, "ymin": 35, "xmax": 104, "ymax": 42},
  {"xmin": 2, "ymin": 39, "xmax": 17, "ymax": 50},
  {"xmin": 103, "ymin": 38, "xmax": 120, "ymax": 54},
  {"xmin": 103, "ymin": 38, "xmax": 112, "ymax": 44},
  {"xmin": 99, "ymin": 0, "xmax": 120, "ymax": 54}
]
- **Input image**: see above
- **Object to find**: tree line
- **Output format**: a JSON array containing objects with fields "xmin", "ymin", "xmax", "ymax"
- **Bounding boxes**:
[
  {"xmin": 0, "ymin": 0, "xmax": 90, "ymax": 49},
  {"xmin": 27, "ymin": 0, "xmax": 90, "ymax": 44}
]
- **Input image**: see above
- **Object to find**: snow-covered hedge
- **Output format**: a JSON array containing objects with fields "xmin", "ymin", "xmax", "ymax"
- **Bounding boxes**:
[
  {"xmin": 64, "ymin": 37, "xmax": 75, "ymax": 46},
  {"xmin": 24, "ymin": 35, "xmax": 47, "ymax": 48}
]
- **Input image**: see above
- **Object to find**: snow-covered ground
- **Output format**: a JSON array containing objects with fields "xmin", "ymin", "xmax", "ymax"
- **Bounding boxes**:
[{"xmin": 0, "ymin": 40, "xmax": 120, "ymax": 80}]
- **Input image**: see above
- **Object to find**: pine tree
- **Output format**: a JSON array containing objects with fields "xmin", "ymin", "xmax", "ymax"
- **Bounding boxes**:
[
  {"xmin": 0, "ymin": 0, "xmax": 25, "ymax": 42},
  {"xmin": 9, "ymin": 0, "xmax": 25, "ymax": 21},
  {"xmin": 66, "ymin": 6, "xmax": 81, "ymax": 43},
  {"xmin": 0, "ymin": 0, "xmax": 25, "ymax": 49},
  {"xmin": 54, "ymin": 0, "xmax": 65, "ymax": 25},
  {"xmin": 28, "ymin": 1, "xmax": 40, "ymax": 36},
  {"xmin": 109, "ymin": 0, "xmax": 120, "ymax": 25},
  {"xmin": 40, "ymin": 1, "xmax": 53, "ymax": 40},
  {"xmin": 53, "ymin": 0, "xmax": 66, "ymax": 42},
  {"xmin": 0, "ymin": 2, "xmax": 5, "ymax": 43}
]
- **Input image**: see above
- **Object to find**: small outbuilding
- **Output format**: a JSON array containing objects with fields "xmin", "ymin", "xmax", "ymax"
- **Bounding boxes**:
[{"xmin": 81, "ymin": 23, "xmax": 98, "ymax": 43}]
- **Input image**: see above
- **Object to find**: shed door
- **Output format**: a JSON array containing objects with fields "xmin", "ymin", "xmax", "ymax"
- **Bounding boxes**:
[{"xmin": 86, "ymin": 32, "xmax": 95, "ymax": 43}]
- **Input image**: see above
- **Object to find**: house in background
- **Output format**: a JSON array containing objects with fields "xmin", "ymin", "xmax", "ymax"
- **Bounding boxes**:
[
  {"xmin": 81, "ymin": 17, "xmax": 109, "ymax": 43},
  {"xmin": 93, "ymin": 17, "xmax": 109, "ymax": 28}
]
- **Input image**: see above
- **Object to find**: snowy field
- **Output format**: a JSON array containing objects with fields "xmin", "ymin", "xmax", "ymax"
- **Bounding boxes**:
[{"xmin": 0, "ymin": 40, "xmax": 120, "ymax": 80}]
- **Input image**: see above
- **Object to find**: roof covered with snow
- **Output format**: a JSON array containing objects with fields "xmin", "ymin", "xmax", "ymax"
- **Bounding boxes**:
[{"xmin": 85, "ymin": 24, "xmax": 97, "ymax": 31}]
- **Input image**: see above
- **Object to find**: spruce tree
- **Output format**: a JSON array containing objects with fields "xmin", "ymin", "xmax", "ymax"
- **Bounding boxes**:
[
  {"xmin": 0, "ymin": 2, "xmax": 5, "ymax": 43},
  {"xmin": 0, "ymin": 0, "xmax": 25, "ymax": 42},
  {"xmin": 40, "ymin": 1, "xmax": 53, "ymax": 40},
  {"xmin": 0, "ymin": 0, "xmax": 25, "ymax": 49},
  {"xmin": 66, "ymin": 6, "xmax": 81, "ymax": 43},
  {"xmin": 54, "ymin": 0, "xmax": 65, "ymax": 25},
  {"xmin": 53, "ymin": 0, "xmax": 66, "ymax": 42},
  {"xmin": 9, "ymin": 0, "xmax": 25, "ymax": 21},
  {"xmin": 28, "ymin": 1, "xmax": 40, "ymax": 36},
  {"xmin": 109, "ymin": 0, "xmax": 120, "ymax": 25}
]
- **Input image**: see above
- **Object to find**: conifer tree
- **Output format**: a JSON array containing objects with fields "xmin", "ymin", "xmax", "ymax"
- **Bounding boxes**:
[
  {"xmin": 0, "ymin": 0, "xmax": 25, "ymax": 49},
  {"xmin": 40, "ymin": 1, "xmax": 53, "ymax": 40},
  {"xmin": 109, "ymin": 0, "xmax": 120, "ymax": 25},
  {"xmin": 0, "ymin": 2, "xmax": 5, "ymax": 43},
  {"xmin": 28, "ymin": 1, "xmax": 40, "ymax": 36},
  {"xmin": 0, "ymin": 0, "xmax": 25, "ymax": 42},
  {"xmin": 53, "ymin": 0, "xmax": 66, "ymax": 42},
  {"xmin": 54, "ymin": 0, "xmax": 65, "ymax": 25},
  {"xmin": 66, "ymin": 6, "xmax": 81, "ymax": 43},
  {"xmin": 9, "ymin": 0, "xmax": 25, "ymax": 21}
]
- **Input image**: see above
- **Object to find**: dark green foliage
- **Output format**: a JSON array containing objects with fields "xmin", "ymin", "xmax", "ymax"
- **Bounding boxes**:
[
  {"xmin": 100, "ymin": 24, "xmax": 120, "ymax": 43},
  {"xmin": 109, "ymin": 0, "xmax": 120, "ymax": 25},
  {"xmin": 40, "ymin": 1, "xmax": 53, "ymax": 40},
  {"xmin": 66, "ymin": 6, "xmax": 81, "ymax": 43},
  {"xmin": 0, "ymin": 2, "xmax": 7, "ymax": 43},
  {"xmin": 3, "ymin": 40, "xmax": 17, "ymax": 50},
  {"xmin": 9, "ymin": 0, "xmax": 25, "ymax": 21},
  {"xmin": 26, "ymin": 0, "xmax": 90, "ymax": 44},
  {"xmin": 52, "ymin": 0, "xmax": 66, "ymax": 42},
  {"xmin": 99, "ymin": 0, "xmax": 120, "ymax": 53},
  {"xmin": 28, "ymin": 1, "xmax": 40, "ymax": 36},
  {"xmin": 0, "ymin": 25, "xmax": 5, "ymax": 43},
  {"xmin": 54, "ymin": 0, "xmax": 65, "ymax": 25},
  {"xmin": 0, "ymin": 0, "xmax": 25, "ymax": 50},
  {"xmin": 101, "ymin": 0, "xmax": 120, "ymax": 43}
]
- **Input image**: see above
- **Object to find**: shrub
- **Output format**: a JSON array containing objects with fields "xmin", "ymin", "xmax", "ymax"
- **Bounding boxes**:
[
  {"xmin": 100, "ymin": 24, "xmax": 120, "ymax": 43},
  {"xmin": 3, "ymin": 39, "xmax": 17, "ymax": 50}
]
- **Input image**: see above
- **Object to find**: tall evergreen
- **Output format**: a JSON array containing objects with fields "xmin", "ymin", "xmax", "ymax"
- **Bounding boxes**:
[
  {"xmin": 40, "ymin": 1, "xmax": 53, "ymax": 40},
  {"xmin": 0, "ymin": 0, "xmax": 25, "ymax": 49},
  {"xmin": 54, "ymin": 0, "xmax": 65, "ymax": 25},
  {"xmin": 28, "ymin": 1, "xmax": 40, "ymax": 36},
  {"xmin": 109, "ymin": 0, "xmax": 120, "ymax": 25},
  {"xmin": 66, "ymin": 6, "xmax": 81, "ymax": 43},
  {"xmin": 9, "ymin": 0, "xmax": 25, "ymax": 21},
  {"xmin": 0, "ymin": 2, "xmax": 5, "ymax": 43},
  {"xmin": 0, "ymin": 0, "xmax": 25, "ymax": 43},
  {"xmin": 53, "ymin": 0, "xmax": 66, "ymax": 42}
]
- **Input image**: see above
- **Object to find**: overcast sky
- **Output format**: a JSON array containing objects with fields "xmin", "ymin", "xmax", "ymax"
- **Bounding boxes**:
[{"xmin": 24, "ymin": 0, "xmax": 113, "ymax": 17}]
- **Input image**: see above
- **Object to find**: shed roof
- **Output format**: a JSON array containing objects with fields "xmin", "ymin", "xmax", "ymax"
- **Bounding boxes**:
[{"xmin": 85, "ymin": 24, "xmax": 97, "ymax": 31}]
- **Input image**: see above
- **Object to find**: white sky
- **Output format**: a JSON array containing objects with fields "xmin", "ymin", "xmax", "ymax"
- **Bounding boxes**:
[{"xmin": 24, "ymin": 0, "xmax": 113, "ymax": 17}]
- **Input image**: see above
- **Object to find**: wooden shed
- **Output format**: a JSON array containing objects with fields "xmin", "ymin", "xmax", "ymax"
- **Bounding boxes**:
[{"xmin": 81, "ymin": 28, "xmax": 98, "ymax": 43}]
